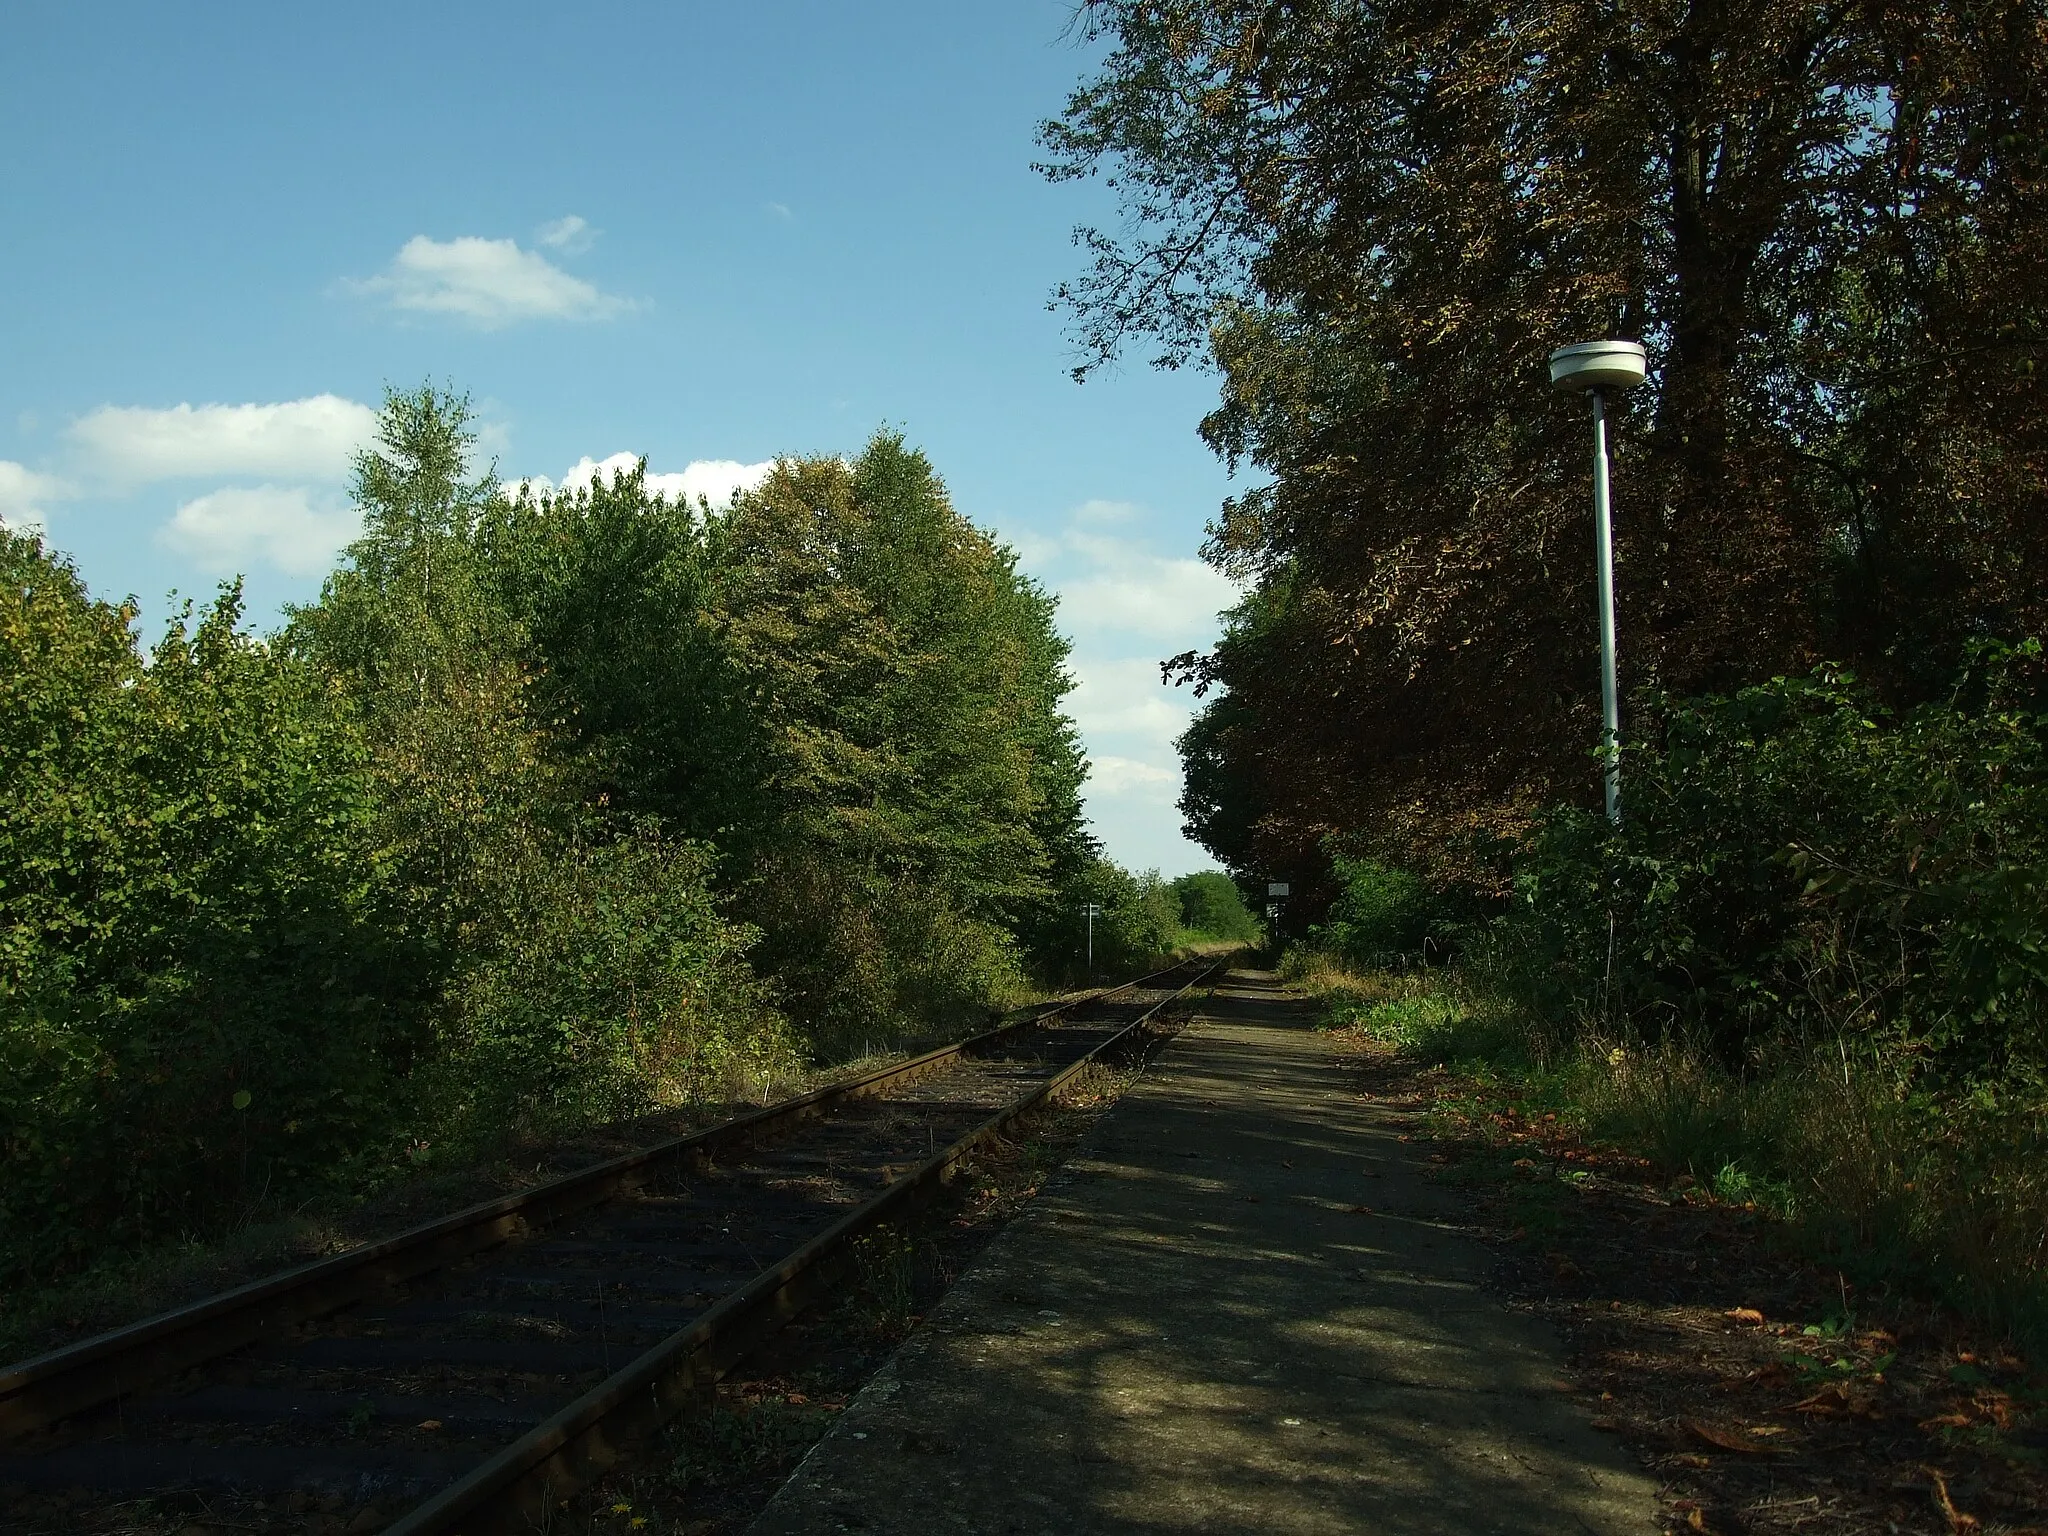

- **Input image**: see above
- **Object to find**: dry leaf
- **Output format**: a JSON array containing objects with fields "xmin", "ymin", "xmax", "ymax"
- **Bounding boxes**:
[
  {"xmin": 1684, "ymin": 1417, "xmax": 1783, "ymax": 1455},
  {"xmin": 417, "ymin": 1419, "xmax": 444, "ymax": 1431},
  {"xmin": 1789, "ymin": 1380, "xmax": 1881, "ymax": 1418},
  {"xmin": 1725, "ymin": 1307, "xmax": 1765, "ymax": 1325},
  {"xmin": 1924, "ymin": 1465, "xmax": 1981, "ymax": 1533}
]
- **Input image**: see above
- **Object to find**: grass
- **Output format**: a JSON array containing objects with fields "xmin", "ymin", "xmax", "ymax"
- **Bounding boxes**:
[{"xmin": 1285, "ymin": 947, "xmax": 2048, "ymax": 1354}]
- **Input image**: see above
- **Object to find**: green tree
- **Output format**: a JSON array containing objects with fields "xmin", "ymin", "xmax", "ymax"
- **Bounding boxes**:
[
  {"xmin": 1, "ymin": 533, "xmax": 400, "ymax": 1278},
  {"xmin": 705, "ymin": 436, "xmax": 1093, "ymax": 1042},
  {"xmin": 1171, "ymin": 869, "xmax": 1262, "ymax": 941},
  {"xmin": 287, "ymin": 386, "xmax": 786, "ymax": 1137}
]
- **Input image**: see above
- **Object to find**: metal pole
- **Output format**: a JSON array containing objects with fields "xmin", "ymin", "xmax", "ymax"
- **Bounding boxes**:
[
  {"xmin": 1086, "ymin": 906, "xmax": 1094, "ymax": 976},
  {"xmin": 1590, "ymin": 389, "xmax": 1621, "ymax": 825}
]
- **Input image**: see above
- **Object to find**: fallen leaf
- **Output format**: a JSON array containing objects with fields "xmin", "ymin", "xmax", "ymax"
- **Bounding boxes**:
[
  {"xmin": 417, "ymin": 1419, "xmax": 443, "ymax": 1432},
  {"xmin": 1725, "ymin": 1307, "xmax": 1765, "ymax": 1325},
  {"xmin": 1789, "ymin": 1380, "xmax": 1882, "ymax": 1418},
  {"xmin": 1923, "ymin": 1465, "xmax": 1981, "ymax": 1533},
  {"xmin": 1684, "ymin": 1417, "xmax": 1783, "ymax": 1455}
]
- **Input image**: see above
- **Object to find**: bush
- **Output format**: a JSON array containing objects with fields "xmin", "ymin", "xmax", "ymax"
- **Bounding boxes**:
[
  {"xmin": 1494, "ymin": 647, "xmax": 2048, "ymax": 1075},
  {"xmin": 1, "ymin": 543, "xmax": 408, "ymax": 1280},
  {"xmin": 430, "ymin": 822, "xmax": 796, "ymax": 1140},
  {"xmin": 1171, "ymin": 869, "xmax": 1262, "ymax": 941},
  {"xmin": 1313, "ymin": 855, "xmax": 1443, "ymax": 969}
]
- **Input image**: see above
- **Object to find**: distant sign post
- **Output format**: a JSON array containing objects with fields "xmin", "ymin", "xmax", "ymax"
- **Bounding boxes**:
[
  {"xmin": 1265, "ymin": 882, "xmax": 1288, "ymax": 926},
  {"xmin": 1082, "ymin": 903, "xmax": 1102, "ymax": 976}
]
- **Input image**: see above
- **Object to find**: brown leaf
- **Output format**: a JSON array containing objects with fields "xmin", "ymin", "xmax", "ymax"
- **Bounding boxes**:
[
  {"xmin": 1684, "ymin": 1417, "xmax": 1784, "ymax": 1455},
  {"xmin": 1789, "ymin": 1380, "xmax": 1881, "ymax": 1418},
  {"xmin": 1724, "ymin": 1307, "xmax": 1765, "ymax": 1324},
  {"xmin": 1923, "ymin": 1465, "xmax": 1981, "ymax": 1533},
  {"xmin": 1719, "ymin": 1361, "xmax": 1791, "ymax": 1392},
  {"xmin": 416, "ymin": 1419, "xmax": 443, "ymax": 1432}
]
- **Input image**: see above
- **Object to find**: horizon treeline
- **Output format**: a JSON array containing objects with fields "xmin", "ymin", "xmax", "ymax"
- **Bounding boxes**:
[{"xmin": 0, "ymin": 386, "xmax": 1254, "ymax": 1285}]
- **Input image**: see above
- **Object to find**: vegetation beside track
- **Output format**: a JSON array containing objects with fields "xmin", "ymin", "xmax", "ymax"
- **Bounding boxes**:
[
  {"xmin": 0, "ymin": 382, "xmax": 1264, "ymax": 1296},
  {"xmin": 1310, "ymin": 992, "xmax": 2048, "ymax": 1534},
  {"xmin": 0, "ymin": 972, "xmax": 1216, "ymax": 1367},
  {"xmin": 1285, "ymin": 953, "xmax": 2048, "ymax": 1528}
]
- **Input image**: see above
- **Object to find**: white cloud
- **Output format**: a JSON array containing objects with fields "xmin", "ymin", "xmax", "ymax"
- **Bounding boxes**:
[
  {"xmin": 536, "ymin": 214, "xmax": 596, "ymax": 253},
  {"xmin": 0, "ymin": 461, "xmax": 72, "ymax": 533},
  {"xmin": 1072, "ymin": 497, "xmax": 1142, "ymax": 524},
  {"xmin": 666, "ymin": 458, "xmax": 777, "ymax": 507},
  {"xmin": 1007, "ymin": 496, "xmax": 1249, "ymax": 875},
  {"xmin": 764, "ymin": 201, "xmax": 794, "ymax": 222},
  {"xmin": 69, "ymin": 396, "xmax": 376, "ymax": 484},
  {"xmin": 348, "ymin": 235, "xmax": 629, "ymax": 329},
  {"xmin": 157, "ymin": 485, "xmax": 362, "ymax": 577},
  {"xmin": 1058, "ymin": 534, "xmax": 1239, "ymax": 645},
  {"xmin": 1089, "ymin": 755, "xmax": 1178, "ymax": 798},
  {"xmin": 509, "ymin": 453, "xmax": 776, "ymax": 509},
  {"xmin": 1067, "ymin": 655, "xmax": 1193, "ymax": 741}
]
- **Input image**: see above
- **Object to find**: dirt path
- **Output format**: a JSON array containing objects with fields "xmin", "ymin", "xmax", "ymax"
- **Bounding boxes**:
[{"xmin": 746, "ymin": 969, "xmax": 1655, "ymax": 1534}]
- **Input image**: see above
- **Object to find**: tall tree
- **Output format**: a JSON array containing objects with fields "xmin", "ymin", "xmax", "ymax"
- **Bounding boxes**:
[
  {"xmin": 706, "ymin": 436, "xmax": 1095, "ymax": 1035},
  {"xmin": 1044, "ymin": 0, "xmax": 2048, "ymax": 887}
]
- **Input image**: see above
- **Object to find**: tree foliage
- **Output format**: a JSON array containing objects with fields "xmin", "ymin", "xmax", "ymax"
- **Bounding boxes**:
[
  {"xmin": 1171, "ymin": 869, "xmax": 1263, "ymax": 940},
  {"xmin": 1, "ymin": 535, "xmax": 404, "ymax": 1278},
  {"xmin": 1046, "ymin": 0, "xmax": 2048, "ymax": 888},
  {"xmin": 2, "ymin": 385, "xmax": 1103, "ymax": 1284},
  {"xmin": 1496, "ymin": 646, "xmax": 2048, "ymax": 1076}
]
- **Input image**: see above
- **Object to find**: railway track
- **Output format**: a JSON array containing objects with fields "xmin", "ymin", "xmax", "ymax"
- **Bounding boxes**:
[{"xmin": 0, "ymin": 959, "xmax": 1219, "ymax": 1534}]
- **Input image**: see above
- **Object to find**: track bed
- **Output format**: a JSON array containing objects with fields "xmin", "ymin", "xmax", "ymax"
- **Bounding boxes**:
[{"xmin": 0, "ymin": 967, "xmax": 1210, "ymax": 1535}]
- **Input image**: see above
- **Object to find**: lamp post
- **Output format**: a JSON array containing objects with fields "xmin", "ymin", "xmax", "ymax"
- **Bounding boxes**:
[{"xmin": 1548, "ymin": 340, "xmax": 1648, "ymax": 825}]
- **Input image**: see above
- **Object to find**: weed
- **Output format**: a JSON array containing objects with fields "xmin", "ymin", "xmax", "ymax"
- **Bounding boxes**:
[
  {"xmin": 668, "ymin": 1397, "xmax": 836, "ymax": 1493},
  {"xmin": 1291, "ymin": 949, "xmax": 2048, "ymax": 1351}
]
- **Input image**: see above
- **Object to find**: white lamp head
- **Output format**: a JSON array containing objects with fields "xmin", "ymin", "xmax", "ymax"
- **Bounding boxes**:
[{"xmin": 1548, "ymin": 339, "xmax": 1647, "ymax": 394}]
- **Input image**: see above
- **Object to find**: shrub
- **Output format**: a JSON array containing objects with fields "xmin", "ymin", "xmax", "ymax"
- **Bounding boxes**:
[
  {"xmin": 1171, "ymin": 870, "xmax": 1262, "ymax": 940},
  {"xmin": 430, "ymin": 822, "xmax": 796, "ymax": 1140},
  {"xmin": 1313, "ymin": 855, "xmax": 1443, "ymax": 968},
  {"xmin": 1, "ymin": 543, "xmax": 407, "ymax": 1280},
  {"xmin": 1496, "ymin": 646, "xmax": 2048, "ymax": 1075}
]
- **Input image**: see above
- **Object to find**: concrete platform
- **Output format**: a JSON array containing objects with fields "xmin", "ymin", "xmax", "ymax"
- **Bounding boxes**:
[{"xmin": 748, "ymin": 971, "xmax": 1656, "ymax": 1535}]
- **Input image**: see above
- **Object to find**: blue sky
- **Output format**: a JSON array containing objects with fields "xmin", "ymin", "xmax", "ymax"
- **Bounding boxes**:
[{"xmin": 0, "ymin": 1, "xmax": 1244, "ymax": 876}]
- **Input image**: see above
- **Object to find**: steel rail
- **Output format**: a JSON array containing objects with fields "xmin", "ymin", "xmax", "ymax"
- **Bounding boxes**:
[
  {"xmin": 0, "ymin": 961, "xmax": 1196, "ymax": 1440},
  {"xmin": 382, "ymin": 960, "xmax": 1221, "ymax": 1535}
]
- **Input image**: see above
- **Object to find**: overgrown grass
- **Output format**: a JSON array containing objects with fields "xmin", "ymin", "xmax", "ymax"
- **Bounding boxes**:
[{"xmin": 1286, "ymin": 947, "xmax": 2048, "ymax": 1352}]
